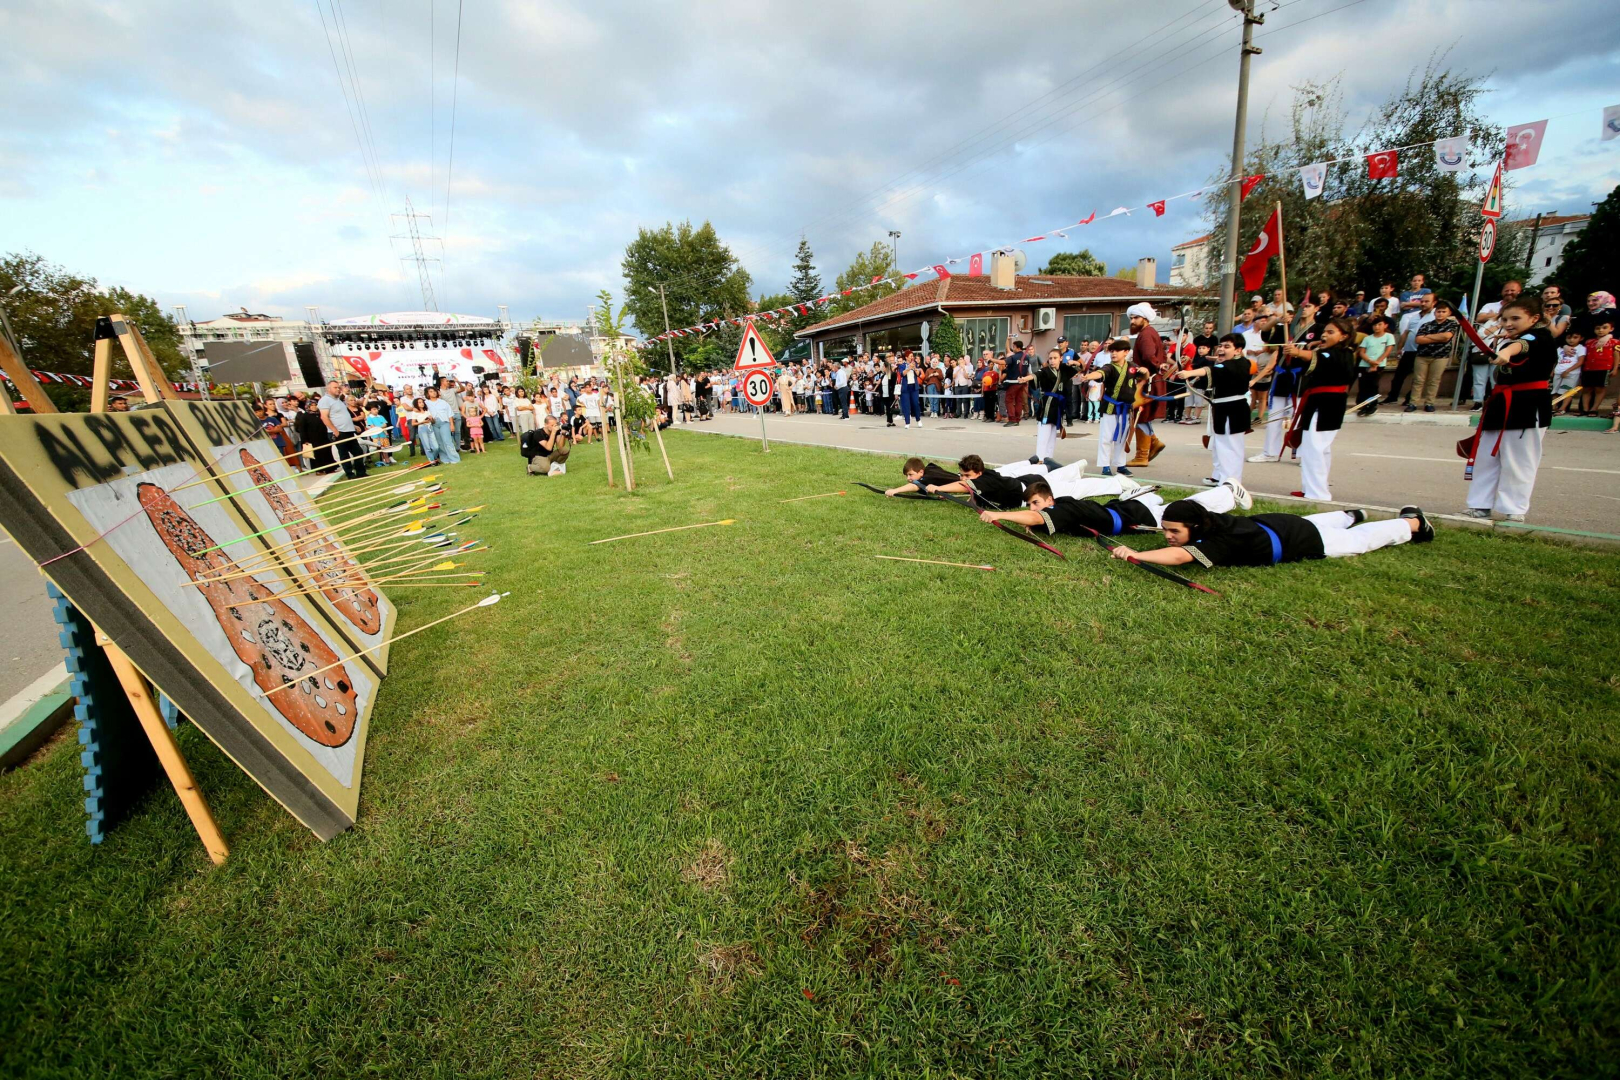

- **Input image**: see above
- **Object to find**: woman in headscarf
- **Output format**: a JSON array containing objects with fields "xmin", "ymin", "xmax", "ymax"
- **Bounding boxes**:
[
  {"xmin": 1109, "ymin": 498, "xmax": 1432, "ymax": 569},
  {"xmin": 1573, "ymin": 291, "xmax": 1618, "ymax": 341}
]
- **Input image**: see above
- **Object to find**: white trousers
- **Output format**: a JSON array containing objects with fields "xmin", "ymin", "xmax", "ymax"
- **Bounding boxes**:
[
  {"xmin": 1466, "ymin": 425, "xmax": 1544, "ymax": 517},
  {"xmin": 1210, "ymin": 433, "xmax": 1245, "ymax": 483},
  {"xmin": 1035, "ymin": 423, "xmax": 1059, "ymax": 461},
  {"xmin": 1097, "ymin": 412, "xmax": 1130, "ymax": 470},
  {"xmin": 1306, "ymin": 511, "xmax": 1412, "ymax": 557},
  {"xmin": 1134, "ymin": 483, "xmax": 1236, "ymax": 526},
  {"xmin": 1000, "ymin": 460, "xmax": 1122, "ymax": 501},
  {"xmin": 1298, "ymin": 418, "xmax": 1337, "ymax": 501}
]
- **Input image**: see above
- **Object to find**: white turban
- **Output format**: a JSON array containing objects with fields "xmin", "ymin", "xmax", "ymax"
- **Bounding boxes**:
[{"xmin": 1126, "ymin": 302, "xmax": 1157, "ymax": 322}]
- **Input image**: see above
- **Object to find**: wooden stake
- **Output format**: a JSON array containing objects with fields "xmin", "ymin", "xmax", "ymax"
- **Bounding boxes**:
[
  {"xmin": 874, "ymin": 555, "xmax": 995, "ymax": 571},
  {"xmin": 781, "ymin": 491, "xmax": 846, "ymax": 503},
  {"xmin": 602, "ymin": 407, "xmax": 616, "ymax": 488},
  {"xmin": 651, "ymin": 417, "xmax": 675, "ymax": 481},
  {"xmin": 97, "ymin": 633, "xmax": 229, "ymax": 864},
  {"xmin": 90, "ymin": 326, "xmax": 114, "ymax": 414},
  {"xmin": 257, "ymin": 592, "xmax": 510, "ymax": 697},
  {"xmin": 109, "ymin": 313, "xmax": 179, "ymax": 404},
  {"xmin": 589, "ymin": 519, "xmax": 735, "ymax": 545},
  {"xmin": 0, "ymin": 333, "xmax": 55, "ymax": 414}
]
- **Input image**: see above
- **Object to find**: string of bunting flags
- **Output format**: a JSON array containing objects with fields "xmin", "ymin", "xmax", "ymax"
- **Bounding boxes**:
[
  {"xmin": 642, "ymin": 105, "xmax": 1616, "ymax": 348},
  {"xmin": 2, "ymin": 369, "xmax": 214, "ymax": 393}
]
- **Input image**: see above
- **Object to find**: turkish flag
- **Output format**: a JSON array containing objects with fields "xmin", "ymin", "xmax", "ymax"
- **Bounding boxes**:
[
  {"xmin": 1366, "ymin": 150, "xmax": 1398, "ymax": 179},
  {"xmin": 1075, "ymin": 211, "xmax": 1095, "ymax": 225},
  {"xmin": 871, "ymin": 275, "xmax": 883, "ymax": 285},
  {"xmin": 969, "ymin": 252, "xmax": 983, "ymax": 276},
  {"xmin": 1148, "ymin": 200, "xmax": 1166, "ymax": 217},
  {"xmin": 1240, "ymin": 174, "xmax": 1264, "ymax": 200},
  {"xmin": 1504, "ymin": 120, "xmax": 1547, "ymax": 170},
  {"xmin": 932, "ymin": 264, "xmax": 951, "ymax": 278},
  {"xmin": 1239, "ymin": 205, "xmax": 1283, "ymax": 292}
]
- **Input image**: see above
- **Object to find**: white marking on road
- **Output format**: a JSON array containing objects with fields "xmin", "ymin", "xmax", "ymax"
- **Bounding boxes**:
[
  {"xmin": 1552, "ymin": 466, "xmax": 1620, "ymax": 475},
  {"xmin": 1351, "ymin": 453, "xmax": 1458, "ymax": 464}
]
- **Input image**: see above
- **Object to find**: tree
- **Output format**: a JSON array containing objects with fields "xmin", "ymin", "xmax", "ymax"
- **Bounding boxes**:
[
  {"xmin": 786, "ymin": 237, "xmax": 823, "ymax": 336},
  {"xmin": 1202, "ymin": 60, "xmax": 1502, "ymax": 307},
  {"xmin": 1040, "ymin": 250, "xmax": 1105, "ymax": 276},
  {"xmin": 1555, "ymin": 183, "xmax": 1620, "ymax": 305},
  {"xmin": 753, "ymin": 291, "xmax": 796, "ymax": 356},
  {"xmin": 823, "ymin": 241, "xmax": 901, "ymax": 321},
  {"xmin": 0, "ymin": 251, "xmax": 187, "ymax": 411},
  {"xmin": 932, "ymin": 311, "xmax": 964, "ymax": 360},
  {"xmin": 620, "ymin": 222, "xmax": 751, "ymax": 373}
]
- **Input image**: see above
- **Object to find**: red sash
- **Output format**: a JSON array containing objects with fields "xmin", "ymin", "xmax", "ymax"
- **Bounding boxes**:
[
  {"xmin": 1456, "ymin": 380, "xmax": 1550, "ymax": 467},
  {"xmin": 1282, "ymin": 384, "xmax": 1349, "ymax": 449}
]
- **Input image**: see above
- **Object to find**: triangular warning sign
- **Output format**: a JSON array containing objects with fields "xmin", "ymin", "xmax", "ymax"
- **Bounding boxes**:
[
  {"xmin": 1480, "ymin": 160, "xmax": 1504, "ymax": 221},
  {"xmin": 732, "ymin": 321, "xmax": 776, "ymax": 371}
]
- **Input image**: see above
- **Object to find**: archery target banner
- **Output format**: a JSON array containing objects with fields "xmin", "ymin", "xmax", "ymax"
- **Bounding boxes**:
[
  {"xmin": 0, "ymin": 410, "xmax": 377, "ymax": 839},
  {"xmin": 163, "ymin": 401, "xmax": 396, "ymax": 672}
]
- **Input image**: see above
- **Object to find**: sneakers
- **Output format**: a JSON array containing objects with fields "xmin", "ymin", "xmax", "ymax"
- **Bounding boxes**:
[
  {"xmin": 1400, "ymin": 505, "xmax": 1434, "ymax": 543},
  {"xmin": 1042, "ymin": 458, "xmax": 1061, "ymax": 472},
  {"xmin": 1028, "ymin": 456, "xmax": 1042, "ymax": 465},
  {"xmin": 1203, "ymin": 476, "xmax": 1220, "ymax": 487},
  {"xmin": 1470, "ymin": 402, "xmax": 1483, "ymax": 412},
  {"xmin": 1404, "ymin": 404, "xmax": 1417, "ymax": 413},
  {"xmin": 1100, "ymin": 467, "xmax": 1113, "ymax": 477},
  {"xmin": 1116, "ymin": 466, "xmax": 1134, "ymax": 477},
  {"xmin": 1346, "ymin": 508, "xmax": 1366, "ymax": 525},
  {"xmin": 1119, "ymin": 481, "xmax": 1160, "ymax": 501},
  {"xmin": 1223, "ymin": 478, "xmax": 1254, "ymax": 510},
  {"xmin": 1460, "ymin": 508, "xmax": 1491, "ymax": 519},
  {"xmin": 1502, "ymin": 512, "xmax": 1526, "ymax": 522},
  {"xmin": 1247, "ymin": 452, "xmax": 1278, "ymax": 463},
  {"xmin": 916, "ymin": 421, "xmax": 924, "ymax": 429},
  {"xmin": 1424, "ymin": 404, "xmax": 1436, "ymax": 413}
]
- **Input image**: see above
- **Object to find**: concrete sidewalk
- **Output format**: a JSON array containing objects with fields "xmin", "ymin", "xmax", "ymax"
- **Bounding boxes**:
[{"xmin": 671, "ymin": 408, "xmax": 1620, "ymax": 538}]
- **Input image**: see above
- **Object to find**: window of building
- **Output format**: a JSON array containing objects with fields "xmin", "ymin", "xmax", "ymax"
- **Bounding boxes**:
[
  {"xmin": 1062, "ymin": 313, "xmax": 1113, "ymax": 344},
  {"xmin": 958, "ymin": 317, "xmax": 1009, "ymax": 357},
  {"xmin": 1172, "ymin": 253, "xmax": 1187, "ymax": 268},
  {"xmin": 1545, "ymin": 256, "xmax": 1553, "ymax": 267}
]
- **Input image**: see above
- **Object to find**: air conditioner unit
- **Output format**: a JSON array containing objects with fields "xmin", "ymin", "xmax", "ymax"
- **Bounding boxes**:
[{"xmin": 1035, "ymin": 307, "xmax": 1056, "ymax": 331}]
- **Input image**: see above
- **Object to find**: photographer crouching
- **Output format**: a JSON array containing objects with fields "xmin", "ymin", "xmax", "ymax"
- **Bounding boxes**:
[{"xmin": 521, "ymin": 416, "xmax": 573, "ymax": 476}]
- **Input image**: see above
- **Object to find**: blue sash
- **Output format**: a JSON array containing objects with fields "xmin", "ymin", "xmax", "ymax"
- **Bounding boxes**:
[
  {"xmin": 1105, "ymin": 507, "xmax": 1123, "ymax": 536},
  {"xmin": 1255, "ymin": 522, "xmax": 1284, "ymax": 565}
]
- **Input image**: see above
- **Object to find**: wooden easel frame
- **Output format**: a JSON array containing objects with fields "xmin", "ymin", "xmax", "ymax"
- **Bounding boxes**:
[{"xmin": 8, "ymin": 318, "xmax": 228, "ymax": 863}]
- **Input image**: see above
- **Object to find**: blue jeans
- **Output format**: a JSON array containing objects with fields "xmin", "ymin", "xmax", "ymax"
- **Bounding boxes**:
[
  {"xmin": 432, "ymin": 420, "xmax": 461, "ymax": 463},
  {"xmin": 899, "ymin": 384, "xmax": 921, "ymax": 423}
]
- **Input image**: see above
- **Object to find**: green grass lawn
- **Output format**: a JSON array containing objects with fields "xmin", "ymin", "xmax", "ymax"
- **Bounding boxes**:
[{"xmin": 3, "ymin": 430, "xmax": 1618, "ymax": 1078}]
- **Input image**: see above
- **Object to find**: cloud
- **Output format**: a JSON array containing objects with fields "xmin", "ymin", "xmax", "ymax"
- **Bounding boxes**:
[{"xmin": 1, "ymin": 0, "xmax": 1616, "ymax": 333}]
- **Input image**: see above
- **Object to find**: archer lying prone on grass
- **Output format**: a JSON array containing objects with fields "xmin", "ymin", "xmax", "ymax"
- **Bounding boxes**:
[
  {"xmin": 978, "ymin": 477, "xmax": 1251, "ymax": 538},
  {"xmin": 883, "ymin": 456, "xmax": 962, "ymax": 496},
  {"xmin": 1108, "ymin": 499, "xmax": 1434, "ymax": 568}
]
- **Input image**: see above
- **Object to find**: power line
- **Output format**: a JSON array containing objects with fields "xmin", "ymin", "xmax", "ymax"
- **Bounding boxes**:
[
  {"xmin": 442, "ymin": 0, "xmax": 465, "ymax": 310},
  {"xmin": 330, "ymin": 0, "xmax": 394, "ymax": 207},
  {"xmin": 312, "ymin": 0, "xmax": 386, "ymax": 207}
]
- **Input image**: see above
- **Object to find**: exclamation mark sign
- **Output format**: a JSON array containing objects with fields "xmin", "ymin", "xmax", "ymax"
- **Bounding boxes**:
[{"xmin": 749, "ymin": 339, "xmax": 758, "ymax": 362}]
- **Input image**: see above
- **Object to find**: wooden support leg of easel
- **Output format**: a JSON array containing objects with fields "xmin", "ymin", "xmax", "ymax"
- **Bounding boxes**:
[
  {"xmin": 90, "ymin": 323, "xmax": 114, "ymax": 414},
  {"xmin": 107, "ymin": 313, "xmax": 178, "ymax": 405},
  {"xmin": 96, "ymin": 632, "xmax": 229, "ymax": 864},
  {"xmin": 0, "ymin": 333, "xmax": 57, "ymax": 413}
]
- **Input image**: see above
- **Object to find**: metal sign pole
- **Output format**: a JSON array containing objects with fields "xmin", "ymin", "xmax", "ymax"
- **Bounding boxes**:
[{"xmin": 759, "ymin": 401, "xmax": 769, "ymax": 453}]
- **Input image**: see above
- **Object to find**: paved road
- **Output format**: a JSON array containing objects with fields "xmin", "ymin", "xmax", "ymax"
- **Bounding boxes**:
[
  {"xmin": 675, "ymin": 409, "xmax": 1620, "ymax": 536},
  {"xmin": 0, "ymin": 536, "xmax": 64, "ymax": 705}
]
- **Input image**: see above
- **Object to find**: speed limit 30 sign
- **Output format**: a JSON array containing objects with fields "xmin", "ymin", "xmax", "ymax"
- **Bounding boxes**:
[{"xmin": 742, "ymin": 369, "xmax": 774, "ymax": 407}]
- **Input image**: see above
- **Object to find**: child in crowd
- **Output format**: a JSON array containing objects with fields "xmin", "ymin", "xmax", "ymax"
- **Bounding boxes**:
[
  {"xmin": 463, "ymin": 395, "xmax": 487, "ymax": 453},
  {"xmin": 363, "ymin": 402, "xmax": 396, "ymax": 466},
  {"xmin": 1554, "ymin": 329, "xmax": 1585, "ymax": 413},
  {"xmin": 1579, "ymin": 318, "xmax": 1614, "ymax": 417}
]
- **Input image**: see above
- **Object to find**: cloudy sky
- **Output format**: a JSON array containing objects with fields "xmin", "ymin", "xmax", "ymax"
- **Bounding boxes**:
[{"xmin": 3, "ymin": 0, "xmax": 1616, "ymax": 333}]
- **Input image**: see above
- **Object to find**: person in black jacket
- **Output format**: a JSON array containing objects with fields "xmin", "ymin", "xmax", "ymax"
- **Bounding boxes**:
[
  {"xmin": 1108, "ymin": 499, "xmax": 1433, "ymax": 569},
  {"xmin": 1281, "ymin": 317, "xmax": 1357, "ymax": 501},
  {"xmin": 521, "ymin": 417, "xmax": 573, "ymax": 476},
  {"xmin": 924, "ymin": 454, "xmax": 1034, "ymax": 510},
  {"xmin": 1461, "ymin": 297, "xmax": 1557, "ymax": 521}
]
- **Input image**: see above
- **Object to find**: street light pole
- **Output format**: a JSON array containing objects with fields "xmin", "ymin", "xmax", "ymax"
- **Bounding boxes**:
[
  {"xmin": 1216, "ymin": 0, "xmax": 1263, "ymax": 334},
  {"xmin": 658, "ymin": 282, "xmax": 678, "ymax": 376},
  {"xmin": 888, "ymin": 231, "xmax": 902, "ymax": 278}
]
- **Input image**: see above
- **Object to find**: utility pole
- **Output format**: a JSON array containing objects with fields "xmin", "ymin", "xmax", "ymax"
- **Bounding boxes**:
[
  {"xmin": 658, "ymin": 283, "xmax": 678, "ymax": 376},
  {"xmin": 888, "ymin": 231, "xmax": 902, "ymax": 277},
  {"xmin": 1216, "ymin": 0, "xmax": 1263, "ymax": 334}
]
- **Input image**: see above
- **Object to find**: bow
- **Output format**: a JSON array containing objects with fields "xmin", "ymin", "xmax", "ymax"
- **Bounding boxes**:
[
  {"xmin": 990, "ymin": 519, "xmax": 1066, "ymax": 559},
  {"xmin": 1072, "ymin": 522, "xmax": 1221, "ymax": 596}
]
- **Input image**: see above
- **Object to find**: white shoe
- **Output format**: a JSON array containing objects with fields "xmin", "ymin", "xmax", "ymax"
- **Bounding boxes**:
[
  {"xmin": 1203, "ymin": 476, "xmax": 1220, "ymax": 486},
  {"xmin": 916, "ymin": 421, "xmax": 924, "ymax": 429},
  {"xmin": 1224, "ymin": 478, "xmax": 1254, "ymax": 510},
  {"xmin": 1247, "ymin": 453, "xmax": 1278, "ymax": 463},
  {"xmin": 1460, "ymin": 508, "xmax": 1491, "ymax": 519},
  {"xmin": 1502, "ymin": 512, "xmax": 1526, "ymax": 522}
]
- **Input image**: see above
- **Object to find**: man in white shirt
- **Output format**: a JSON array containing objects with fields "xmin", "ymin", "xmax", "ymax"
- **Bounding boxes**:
[
  {"xmin": 1386, "ymin": 293, "xmax": 1436, "ymax": 405},
  {"xmin": 832, "ymin": 361, "xmax": 851, "ymax": 419}
]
